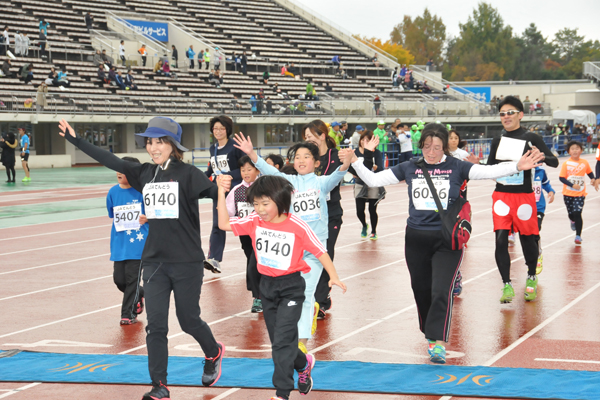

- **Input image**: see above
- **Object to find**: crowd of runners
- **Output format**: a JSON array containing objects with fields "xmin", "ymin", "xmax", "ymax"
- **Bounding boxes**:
[{"xmin": 55, "ymin": 94, "xmax": 599, "ymax": 400}]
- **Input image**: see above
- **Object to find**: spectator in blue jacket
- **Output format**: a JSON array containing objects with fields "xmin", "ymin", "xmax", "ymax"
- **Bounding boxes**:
[
  {"xmin": 331, "ymin": 55, "xmax": 341, "ymax": 71},
  {"xmin": 39, "ymin": 19, "xmax": 50, "ymax": 36},
  {"xmin": 188, "ymin": 45, "xmax": 196, "ymax": 69}
]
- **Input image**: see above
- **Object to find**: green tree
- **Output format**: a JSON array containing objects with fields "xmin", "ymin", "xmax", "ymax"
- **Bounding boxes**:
[
  {"xmin": 443, "ymin": 2, "xmax": 518, "ymax": 81},
  {"xmin": 512, "ymin": 23, "xmax": 553, "ymax": 80},
  {"xmin": 552, "ymin": 28, "xmax": 585, "ymax": 64},
  {"xmin": 390, "ymin": 8, "xmax": 446, "ymax": 65}
]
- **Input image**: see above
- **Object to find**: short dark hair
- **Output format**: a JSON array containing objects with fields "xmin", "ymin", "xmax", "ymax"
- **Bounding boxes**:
[
  {"xmin": 144, "ymin": 136, "xmax": 183, "ymax": 161},
  {"xmin": 265, "ymin": 154, "xmax": 284, "ymax": 169},
  {"xmin": 238, "ymin": 155, "xmax": 256, "ymax": 169},
  {"xmin": 566, "ymin": 140, "xmax": 584, "ymax": 153},
  {"xmin": 209, "ymin": 115, "xmax": 233, "ymax": 138},
  {"xmin": 246, "ymin": 175, "xmax": 294, "ymax": 215},
  {"xmin": 498, "ymin": 95, "xmax": 524, "ymax": 112},
  {"xmin": 359, "ymin": 130, "xmax": 374, "ymax": 146},
  {"xmin": 122, "ymin": 156, "xmax": 141, "ymax": 163},
  {"xmin": 448, "ymin": 129, "xmax": 467, "ymax": 149},
  {"xmin": 419, "ymin": 123, "xmax": 449, "ymax": 154},
  {"xmin": 280, "ymin": 164, "xmax": 297, "ymax": 175},
  {"xmin": 302, "ymin": 119, "xmax": 336, "ymax": 149},
  {"xmin": 287, "ymin": 141, "xmax": 320, "ymax": 163}
]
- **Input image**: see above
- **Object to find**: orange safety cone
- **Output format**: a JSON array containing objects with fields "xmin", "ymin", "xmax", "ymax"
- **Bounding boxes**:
[
  {"xmin": 385, "ymin": 154, "xmax": 389, "ymax": 168},
  {"xmin": 478, "ymin": 147, "xmax": 483, "ymax": 159}
]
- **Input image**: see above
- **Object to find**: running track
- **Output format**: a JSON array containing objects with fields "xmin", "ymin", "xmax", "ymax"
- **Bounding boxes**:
[{"xmin": 1, "ymin": 155, "xmax": 599, "ymax": 399}]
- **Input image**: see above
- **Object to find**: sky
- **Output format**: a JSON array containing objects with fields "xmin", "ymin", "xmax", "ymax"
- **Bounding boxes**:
[{"xmin": 295, "ymin": 0, "xmax": 600, "ymax": 45}]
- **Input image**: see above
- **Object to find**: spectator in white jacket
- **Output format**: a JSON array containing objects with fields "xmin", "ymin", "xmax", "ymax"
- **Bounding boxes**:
[
  {"xmin": 397, "ymin": 124, "xmax": 413, "ymax": 162},
  {"xmin": 21, "ymin": 32, "xmax": 30, "ymax": 56},
  {"xmin": 14, "ymin": 31, "xmax": 22, "ymax": 56}
]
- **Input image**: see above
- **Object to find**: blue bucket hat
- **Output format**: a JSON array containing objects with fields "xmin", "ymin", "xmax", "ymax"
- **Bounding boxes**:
[
  {"xmin": 355, "ymin": 125, "xmax": 364, "ymax": 131},
  {"xmin": 135, "ymin": 117, "xmax": 188, "ymax": 152},
  {"xmin": 331, "ymin": 121, "xmax": 341, "ymax": 127}
]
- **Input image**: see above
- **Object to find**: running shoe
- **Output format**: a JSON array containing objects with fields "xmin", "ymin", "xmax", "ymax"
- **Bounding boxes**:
[
  {"xmin": 297, "ymin": 353, "xmax": 315, "ymax": 395},
  {"xmin": 453, "ymin": 271, "xmax": 463, "ymax": 297},
  {"xmin": 427, "ymin": 339, "xmax": 436, "ymax": 357},
  {"xmin": 311, "ymin": 302, "xmax": 319, "ymax": 335},
  {"xmin": 251, "ymin": 298, "xmax": 263, "ymax": 313},
  {"xmin": 525, "ymin": 276, "xmax": 537, "ymax": 301},
  {"xmin": 570, "ymin": 220, "xmax": 576, "ymax": 231},
  {"xmin": 120, "ymin": 317, "xmax": 137, "ymax": 325},
  {"xmin": 203, "ymin": 259, "xmax": 222, "ymax": 274},
  {"xmin": 430, "ymin": 344, "xmax": 446, "ymax": 364},
  {"xmin": 298, "ymin": 341, "xmax": 307, "ymax": 354},
  {"xmin": 22, "ymin": 177, "xmax": 31, "ymax": 182},
  {"xmin": 361, "ymin": 224, "xmax": 369, "ymax": 239},
  {"xmin": 536, "ymin": 254, "xmax": 543, "ymax": 275},
  {"xmin": 202, "ymin": 342, "xmax": 225, "ymax": 386},
  {"xmin": 136, "ymin": 297, "xmax": 144, "ymax": 315},
  {"xmin": 508, "ymin": 233, "xmax": 515, "ymax": 246},
  {"xmin": 270, "ymin": 397, "xmax": 287, "ymax": 400},
  {"xmin": 369, "ymin": 233, "xmax": 378, "ymax": 241},
  {"xmin": 500, "ymin": 282, "xmax": 515, "ymax": 304},
  {"xmin": 575, "ymin": 235, "xmax": 582, "ymax": 245},
  {"xmin": 142, "ymin": 382, "xmax": 170, "ymax": 400},
  {"xmin": 317, "ymin": 308, "xmax": 326, "ymax": 320}
]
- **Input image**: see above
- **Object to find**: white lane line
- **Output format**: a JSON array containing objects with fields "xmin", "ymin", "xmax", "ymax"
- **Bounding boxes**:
[
  {"xmin": 210, "ymin": 388, "xmax": 241, "ymax": 399},
  {"xmin": 0, "ymin": 254, "xmax": 110, "ymax": 276},
  {"xmin": 0, "ymin": 224, "xmax": 111, "ymax": 242},
  {"xmin": 0, "ymin": 382, "xmax": 42, "ymax": 399},
  {"xmin": 535, "ymin": 358, "xmax": 600, "ymax": 365},
  {"xmin": 0, "ymin": 237, "xmax": 108, "ymax": 257},
  {"xmin": 483, "ymin": 279, "xmax": 600, "ymax": 367},
  {"xmin": 0, "ymin": 275, "xmax": 112, "ymax": 302}
]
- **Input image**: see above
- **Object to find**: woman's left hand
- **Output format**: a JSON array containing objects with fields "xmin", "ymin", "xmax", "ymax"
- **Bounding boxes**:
[
  {"xmin": 364, "ymin": 135, "xmax": 379, "ymax": 152},
  {"xmin": 517, "ymin": 148, "xmax": 545, "ymax": 171}
]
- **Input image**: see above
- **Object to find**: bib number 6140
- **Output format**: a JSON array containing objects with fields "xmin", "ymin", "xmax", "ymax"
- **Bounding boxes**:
[
  {"xmin": 144, "ymin": 192, "xmax": 176, "ymax": 206},
  {"xmin": 256, "ymin": 237, "xmax": 291, "ymax": 257}
]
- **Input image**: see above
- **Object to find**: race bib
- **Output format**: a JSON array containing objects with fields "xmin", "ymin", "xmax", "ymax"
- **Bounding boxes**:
[
  {"xmin": 143, "ymin": 182, "xmax": 179, "ymax": 219},
  {"xmin": 533, "ymin": 181, "xmax": 542, "ymax": 202},
  {"xmin": 254, "ymin": 227, "xmax": 295, "ymax": 271},
  {"xmin": 113, "ymin": 203, "xmax": 142, "ymax": 232},
  {"xmin": 291, "ymin": 189, "xmax": 321, "ymax": 221},
  {"xmin": 496, "ymin": 171, "xmax": 524, "ymax": 186},
  {"xmin": 496, "ymin": 137, "xmax": 526, "ymax": 161},
  {"xmin": 237, "ymin": 202, "xmax": 254, "ymax": 218},
  {"xmin": 210, "ymin": 155, "xmax": 230, "ymax": 175},
  {"xmin": 567, "ymin": 175, "xmax": 584, "ymax": 192},
  {"xmin": 411, "ymin": 178, "xmax": 449, "ymax": 211}
]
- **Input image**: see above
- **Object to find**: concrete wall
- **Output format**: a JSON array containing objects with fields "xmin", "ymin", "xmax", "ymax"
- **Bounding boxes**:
[{"xmin": 0, "ymin": 154, "xmax": 71, "ymax": 170}]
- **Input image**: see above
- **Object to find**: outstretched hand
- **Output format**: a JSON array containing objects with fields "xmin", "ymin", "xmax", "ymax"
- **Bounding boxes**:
[
  {"xmin": 466, "ymin": 153, "xmax": 480, "ymax": 164},
  {"xmin": 517, "ymin": 148, "xmax": 545, "ymax": 171},
  {"xmin": 58, "ymin": 119, "xmax": 76, "ymax": 138},
  {"xmin": 216, "ymin": 174, "xmax": 233, "ymax": 192},
  {"xmin": 329, "ymin": 278, "xmax": 347, "ymax": 293},
  {"xmin": 364, "ymin": 135, "xmax": 379, "ymax": 152},
  {"xmin": 232, "ymin": 132, "xmax": 254, "ymax": 155},
  {"xmin": 338, "ymin": 148, "xmax": 358, "ymax": 165}
]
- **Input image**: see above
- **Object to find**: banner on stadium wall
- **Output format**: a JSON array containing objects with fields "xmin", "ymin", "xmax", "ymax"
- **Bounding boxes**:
[
  {"xmin": 124, "ymin": 20, "xmax": 169, "ymax": 42},
  {"xmin": 451, "ymin": 86, "xmax": 492, "ymax": 103}
]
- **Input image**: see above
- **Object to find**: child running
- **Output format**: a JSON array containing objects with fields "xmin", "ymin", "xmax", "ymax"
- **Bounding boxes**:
[
  {"xmin": 233, "ymin": 133, "xmax": 350, "ymax": 353},
  {"xmin": 106, "ymin": 156, "xmax": 147, "ymax": 325},
  {"xmin": 216, "ymin": 174, "xmax": 346, "ymax": 400},
  {"xmin": 226, "ymin": 155, "xmax": 262, "ymax": 312},
  {"xmin": 559, "ymin": 141, "xmax": 598, "ymax": 245},
  {"xmin": 532, "ymin": 166, "xmax": 555, "ymax": 273}
]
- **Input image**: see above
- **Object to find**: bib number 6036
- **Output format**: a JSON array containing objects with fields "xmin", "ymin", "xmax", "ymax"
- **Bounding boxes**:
[{"xmin": 293, "ymin": 197, "xmax": 320, "ymax": 213}]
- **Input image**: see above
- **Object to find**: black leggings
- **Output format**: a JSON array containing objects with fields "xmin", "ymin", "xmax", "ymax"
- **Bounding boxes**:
[
  {"xmin": 356, "ymin": 198, "xmax": 378, "ymax": 233},
  {"xmin": 5, "ymin": 166, "xmax": 15, "ymax": 181},
  {"xmin": 495, "ymin": 229, "xmax": 538, "ymax": 283}
]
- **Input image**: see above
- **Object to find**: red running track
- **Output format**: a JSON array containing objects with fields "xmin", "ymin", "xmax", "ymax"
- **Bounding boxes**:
[{"xmin": 1, "ymin": 155, "xmax": 599, "ymax": 399}]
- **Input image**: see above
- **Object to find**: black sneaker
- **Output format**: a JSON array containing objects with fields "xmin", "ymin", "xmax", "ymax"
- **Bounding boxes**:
[
  {"xmin": 142, "ymin": 382, "xmax": 170, "ymax": 399},
  {"xmin": 251, "ymin": 298, "xmax": 263, "ymax": 313},
  {"xmin": 202, "ymin": 341, "xmax": 225, "ymax": 386},
  {"xmin": 203, "ymin": 259, "xmax": 222, "ymax": 274},
  {"xmin": 297, "ymin": 353, "xmax": 315, "ymax": 395},
  {"xmin": 317, "ymin": 308, "xmax": 326, "ymax": 320}
]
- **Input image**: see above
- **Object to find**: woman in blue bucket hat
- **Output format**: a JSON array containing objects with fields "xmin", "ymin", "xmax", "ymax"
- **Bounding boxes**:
[{"xmin": 58, "ymin": 117, "xmax": 225, "ymax": 400}]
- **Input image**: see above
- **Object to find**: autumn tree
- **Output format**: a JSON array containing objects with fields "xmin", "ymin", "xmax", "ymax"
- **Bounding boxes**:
[
  {"xmin": 390, "ymin": 8, "xmax": 446, "ymax": 65},
  {"xmin": 354, "ymin": 35, "xmax": 414, "ymax": 66}
]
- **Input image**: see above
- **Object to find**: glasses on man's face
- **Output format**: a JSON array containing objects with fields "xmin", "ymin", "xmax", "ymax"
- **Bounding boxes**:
[
  {"xmin": 213, "ymin": 127, "xmax": 227, "ymax": 132},
  {"xmin": 499, "ymin": 110, "xmax": 520, "ymax": 117}
]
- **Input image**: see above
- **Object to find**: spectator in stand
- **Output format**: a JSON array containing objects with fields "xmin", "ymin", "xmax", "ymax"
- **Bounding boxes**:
[
  {"xmin": 324, "ymin": 82, "xmax": 333, "ymax": 92},
  {"xmin": 124, "ymin": 69, "xmax": 137, "ymax": 90},
  {"xmin": 215, "ymin": 70, "xmax": 223, "ymax": 87},
  {"xmin": 351, "ymin": 125, "xmax": 364, "ymax": 148},
  {"xmin": 0, "ymin": 26, "xmax": 8, "ymax": 57},
  {"xmin": 85, "ymin": 12, "xmax": 94, "ymax": 31},
  {"xmin": 108, "ymin": 65, "xmax": 117, "ymax": 83},
  {"xmin": 241, "ymin": 51, "xmax": 247, "ymax": 75},
  {"xmin": 19, "ymin": 63, "xmax": 34, "ymax": 84},
  {"xmin": 426, "ymin": 58, "xmax": 433, "ymax": 71},
  {"xmin": 114, "ymin": 71, "xmax": 126, "ymax": 90},
  {"xmin": 14, "ymin": 31, "xmax": 22, "ymax": 56},
  {"xmin": 231, "ymin": 95, "xmax": 241, "ymax": 111},
  {"xmin": 534, "ymin": 98, "xmax": 543, "ymax": 113},
  {"xmin": 331, "ymin": 55, "xmax": 341, "ymax": 71},
  {"xmin": 272, "ymin": 82, "xmax": 280, "ymax": 94},
  {"xmin": 187, "ymin": 45, "xmax": 195, "ymax": 69},
  {"xmin": 46, "ymin": 66, "xmax": 58, "ymax": 85},
  {"xmin": 93, "ymin": 50, "xmax": 104, "ymax": 68},
  {"xmin": 523, "ymin": 96, "xmax": 531, "ymax": 112},
  {"xmin": 250, "ymin": 94, "xmax": 257, "ymax": 115},
  {"xmin": 203, "ymin": 48, "xmax": 210, "ymax": 70},
  {"xmin": 101, "ymin": 49, "xmax": 113, "ymax": 69},
  {"xmin": 97, "ymin": 64, "xmax": 108, "ymax": 85},
  {"xmin": 197, "ymin": 48, "xmax": 204, "ymax": 70},
  {"xmin": 371, "ymin": 53, "xmax": 380, "ymax": 67},
  {"xmin": 39, "ymin": 19, "xmax": 50, "ymax": 36},
  {"xmin": 171, "ymin": 45, "xmax": 178, "ymax": 68},
  {"xmin": 392, "ymin": 67, "xmax": 398, "ymax": 88},
  {"xmin": 262, "ymin": 70, "xmax": 269, "ymax": 84},
  {"xmin": 213, "ymin": 48, "xmax": 221, "ymax": 71},
  {"xmin": 341, "ymin": 121, "xmax": 349, "ymax": 141},
  {"xmin": 306, "ymin": 80, "xmax": 313, "ymax": 100},
  {"xmin": 422, "ymin": 80, "xmax": 432, "ymax": 93},
  {"xmin": 265, "ymin": 97, "xmax": 273, "ymax": 115},
  {"xmin": 373, "ymin": 95, "xmax": 381, "ymax": 116},
  {"xmin": 340, "ymin": 69, "xmax": 349, "ymax": 79},
  {"xmin": 119, "ymin": 40, "xmax": 126, "ymax": 66},
  {"xmin": 154, "ymin": 59, "xmax": 165, "ymax": 76},
  {"xmin": 162, "ymin": 61, "xmax": 172, "ymax": 78},
  {"xmin": 257, "ymin": 89, "xmax": 264, "ymax": 114},
  {"xmin": 1, "ymin": 59, "xmax": 13, "ymax": 78},
  {"xmin": 138, "ymin": 44, "xmax": 147, "ymax": 67},
  {"xmin": 400, "ymin": 64, "xmax": 406, "ymax": 80},
  {"xmin": 22, "ymin": 32, "xmax": 29, "ymax": 57},
  {"xmin": 57, "ymin": 66, "xmax": 70, "ymax": 88}
]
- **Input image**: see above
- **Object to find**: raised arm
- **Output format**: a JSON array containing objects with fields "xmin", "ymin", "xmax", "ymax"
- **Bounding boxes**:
[
  {"xmin": 216, "ymin": 175, "xmax": 233, "ymax": 231},
  {"xmin": 233, "ymin": 132, "xmax": 259, "ymax": 163},
  {"xmin": 469, "ymin": 149, "xmax": 544, "ymax": 180}
]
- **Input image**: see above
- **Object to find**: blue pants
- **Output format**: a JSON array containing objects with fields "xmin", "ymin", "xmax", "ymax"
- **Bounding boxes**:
[{"xmin": 298, "ymin": 240, "xmax": 326, "ymax": 338}]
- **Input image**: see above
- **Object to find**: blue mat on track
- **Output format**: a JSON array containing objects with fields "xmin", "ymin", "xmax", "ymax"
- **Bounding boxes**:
[{"xmin": 0, "ymin": 350, "xmax": 597, "ymax": 399}]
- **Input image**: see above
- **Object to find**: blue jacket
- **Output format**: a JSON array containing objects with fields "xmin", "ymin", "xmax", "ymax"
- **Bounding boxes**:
[
  {"xmin": 188, "ymin": 49, "xmax": 195, "ymax": 60},
  {"xmin": 534, "ymin": 166, "xmax": 554, "ymax": 214},
  {"xmin": 253, "ymin": 157, "xmax": 346, "ymax": 241}
]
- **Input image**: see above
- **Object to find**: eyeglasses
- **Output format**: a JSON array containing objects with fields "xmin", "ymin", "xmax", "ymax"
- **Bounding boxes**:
[
  {"xmin": 213, "ymin": 127, "xmax": 227, "ymax": 132},
  {"xmin": 499, "ymin": 110, "xmax": 520, "ymax": 117}
]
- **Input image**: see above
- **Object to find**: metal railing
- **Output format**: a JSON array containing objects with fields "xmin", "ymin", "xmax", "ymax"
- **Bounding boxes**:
[{"xmin": 583, "ymin": 61, "xmax": 600, "ymax": 82}]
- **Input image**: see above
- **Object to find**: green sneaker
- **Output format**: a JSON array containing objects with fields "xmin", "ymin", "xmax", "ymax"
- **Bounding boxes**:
[
  {"xmin": 500, "ymin": 282, "xmax": 515, "ymax": 303},
  {"xmin": 430, "ymin": 344, "xmax": 446, "ymax": 364},
  {"xmin": 525, "ymin": 276, "xmax": 537, "ymax": 301},
  {"xmin": 369, "ymin": 233, "xmax": 378, "ymax": 241},
  {"xmin": 360, "ymin": 224, "xmax": 368, "ymax": 239},
  {"xmin": 251, "ymin": 298, "xmax": 263, "ymax": 313}
]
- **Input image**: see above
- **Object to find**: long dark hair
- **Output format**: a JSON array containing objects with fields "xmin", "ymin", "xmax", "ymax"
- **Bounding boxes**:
[
  {"xmin": 449, "ymin": 129, "xmax": 467, "ymax": 149},
  {"xmin": 302, "ymin": 119, "xmax": 336, "ymax": 149},
  {"xmin": 419, "ymin": 123, "xmax": 450, "ymax": 155},
  {"xmin": 209, "ymin": 115, "xmax": 233, "ymax": 138}
]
